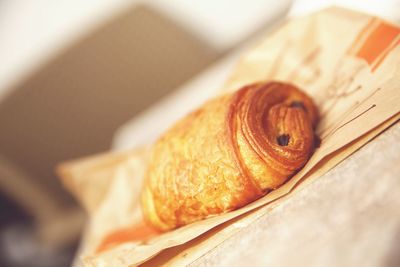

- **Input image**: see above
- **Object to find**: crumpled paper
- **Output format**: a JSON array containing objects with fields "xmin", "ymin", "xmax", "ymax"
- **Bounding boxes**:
[{"xmin": 58, "ymin": 7, "xmax": 400, "ymax": 266}]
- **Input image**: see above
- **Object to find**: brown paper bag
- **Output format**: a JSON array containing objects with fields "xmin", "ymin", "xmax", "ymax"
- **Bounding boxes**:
[{"xmin": 58, "ymin": 7, "xmax": 400, "ymax": 266}]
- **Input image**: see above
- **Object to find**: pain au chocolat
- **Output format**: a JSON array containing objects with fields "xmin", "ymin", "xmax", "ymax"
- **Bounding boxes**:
[{"xmin": 141, "ymin": 81, "xmax": 319, "ymax": 231}]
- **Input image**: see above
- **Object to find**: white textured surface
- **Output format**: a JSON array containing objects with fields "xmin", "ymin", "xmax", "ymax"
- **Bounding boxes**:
[
  {"xmin": 289, "ymin": 0, "xmax": 400, "ymax": 21},
  {"xmin": 191, "ymin": 122, "xmax": 400, "ymax": 267},
  {"xmin": 150, "ymin": 0, "xmax": 292, "ymax": 49}
]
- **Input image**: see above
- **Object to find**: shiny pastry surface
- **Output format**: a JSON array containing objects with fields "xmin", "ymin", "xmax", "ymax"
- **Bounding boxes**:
[{"xmin": 141, "ymin": 82, "xmax": 319, "ymax": 231}]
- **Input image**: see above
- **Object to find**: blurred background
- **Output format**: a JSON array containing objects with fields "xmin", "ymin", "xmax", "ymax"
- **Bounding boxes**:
[{"xmin": 0, "ymin": 0, "xmax": 399, "ymax": 266}]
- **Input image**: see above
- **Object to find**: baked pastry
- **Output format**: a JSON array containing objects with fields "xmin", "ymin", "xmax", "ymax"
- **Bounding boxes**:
[{"xmin": 141, "ymin": 81, "xmax": 319, "ymax": 231}]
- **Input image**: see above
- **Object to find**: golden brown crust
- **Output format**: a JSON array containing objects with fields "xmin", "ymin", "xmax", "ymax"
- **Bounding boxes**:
[{"xmin": 141, "ymin": 82, "xmax": 319, "ymax": 231}]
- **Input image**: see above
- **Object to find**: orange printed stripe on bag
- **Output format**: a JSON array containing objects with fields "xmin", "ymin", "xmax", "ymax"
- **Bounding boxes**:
[{"xmin": 349, "ymin": 19, "xmax": 399, "ymax": 72}]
